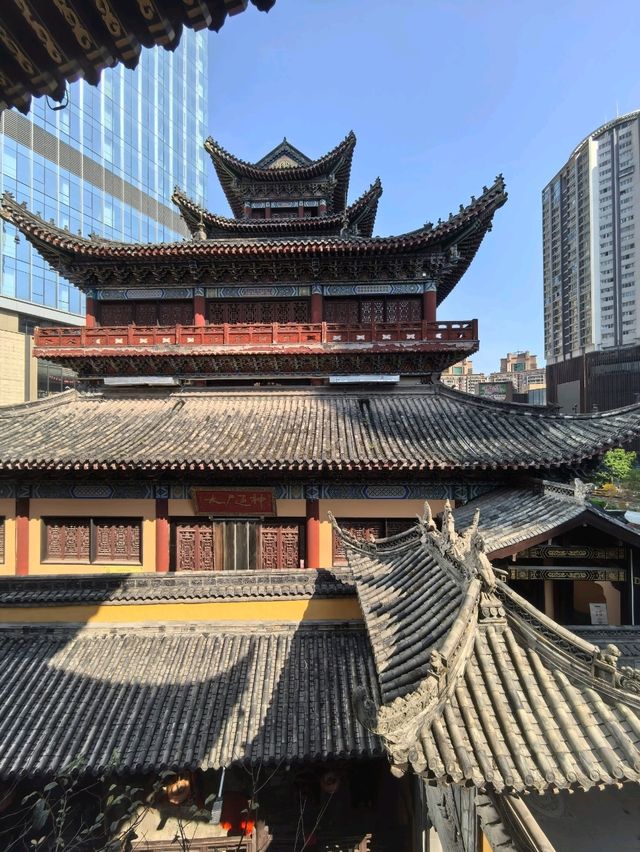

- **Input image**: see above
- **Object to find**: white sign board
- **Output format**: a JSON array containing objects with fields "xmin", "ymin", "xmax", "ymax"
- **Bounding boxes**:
[{"xmin": 589, "ymin": 603, "xmax": 609, "ymax": 625}]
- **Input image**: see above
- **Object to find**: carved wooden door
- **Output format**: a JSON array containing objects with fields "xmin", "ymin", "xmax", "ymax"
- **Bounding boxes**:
[
  {"xmin": 360, "ymin": 299, "xmax": 385, "ymax": 323},
  {"xmin": 134, "ymin": 301, "xmax": 158, "ymax": 325},
  {"xmin": 260, "ymin": 522, "xmax": 302, "ymax": 570},
  {"xmin": 175, "ymin": 522, "xmax": 215, "ymax": 571},
  {"xmin": 324, "ymin": 299, "xmax": 359, "ymax": 323},
  {"xmin": 158, "ymin": 301, "xmax": 193, "ymax": 325},
  {"xmin": 385, "ymin": 297, "xmax": 422, "ymax": 322},
  {"xmin": 100, "ymin": 302, "xmax": 133, "ymax": 326}
]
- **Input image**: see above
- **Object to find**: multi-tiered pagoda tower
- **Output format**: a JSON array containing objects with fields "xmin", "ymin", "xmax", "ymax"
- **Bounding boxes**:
[
  {"xmin": 1, "ymin": 135, "xmax": 640, "ymax": 852},
  {"xmin": 5, "ymin": 131, "xmax": 503, "ymax": 381}
]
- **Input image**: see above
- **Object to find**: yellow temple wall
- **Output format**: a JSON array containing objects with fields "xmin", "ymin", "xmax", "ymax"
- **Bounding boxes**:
[
  {"xmin": 0, "ymin": 597, "xmax": 363, "ymax": 625},
  {"xmin": 28, "ymin": 498, "xmax": 155, "ymax": 575},
  {"xmin": 0, "ymin": 498, "xmax": 16, "ymax": 575}
]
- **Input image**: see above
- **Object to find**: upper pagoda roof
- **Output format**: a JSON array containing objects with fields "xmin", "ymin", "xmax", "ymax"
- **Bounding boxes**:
[
  {"xmin": 171, "ymin": 178, "xmax": 382, "ymax": 239},
  {"xmin": 0, "ymin": 383, "xmax": 638, "ymax": 475},
  {"xmin": 0, "ymin": 177, "xmax": 507, "ymax": 301},
  {"xmin": 343, "ymin": 508, "xmax": 640, "ymax": 792},
  {"xmin": 204, "ymin": 131, "xmax": 357, "ymax": 215}
]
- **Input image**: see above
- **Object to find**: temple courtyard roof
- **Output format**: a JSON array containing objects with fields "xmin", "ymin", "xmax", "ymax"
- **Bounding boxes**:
[{"xmin": 0, "ymin": 384, "xmax": 639, "ymax": 474}]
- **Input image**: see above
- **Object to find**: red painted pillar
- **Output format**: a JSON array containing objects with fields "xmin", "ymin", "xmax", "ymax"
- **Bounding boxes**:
[
  {"xmin": 423, "ymin": 289, "xmax": 437, "ymax": 323},
  {"xmin": 15, "ymin": 497, "xmax": 29, "ymax": 576},
  {"xmin": 155, "ymin": 498, "xmax": 169, "ymax": 573},
  {"xmin": 305, "ymin": 499, "xmax": 320, "ymax": 570},
  {"xmin": 194, "ymin": 294, "xmax": 206, "ymax": 327},
  {"xmin": 298, "ymin": 203, "xmax": 305, "ymax": 218},
  {"xmin": 86, "ymin": 296, "xmax": 97, "ymax": 328},
  {"xmin": 264, "ymin": 205, "xmax": 272, "ymax": 220},
  {"xmin": 311, "ymin": 289, "xmax": 323, "ymax": 323}
]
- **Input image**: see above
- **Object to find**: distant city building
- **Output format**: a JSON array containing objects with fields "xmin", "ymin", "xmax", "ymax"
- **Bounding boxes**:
[
  {"xmin": 543, "ymin": 111, "xmax": 640, "ymax": 414},
  {"xmin": 442, "ymin": 351, "xmax": 546, "ymax": 403},
  {"xmin": 0, "ymin": 29, "xmax": 208, "ymax": 405}
]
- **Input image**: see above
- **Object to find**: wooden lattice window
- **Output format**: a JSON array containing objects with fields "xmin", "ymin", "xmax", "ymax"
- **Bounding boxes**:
[
  {"xmin": 43, "ymin": 518, "xmax": 91, "ymax": 563},
  {"xmin": 325, "ymin": 297, "xmax": 422, "ymax": 324},
  {"xmin": 332, "ymin": 518, "xmax": 414, "ymax": 565},
  {"xmin": 93, "ymin": 519, "xmax": 141, "ymax": 564},
  {"xmin": 207, "ymin": 300, "xmax": 310, "ymax": 325},
  {"xmin": 0, "ymin": 517, "xmax": 5, "ymax": 564},
  {"xmin": 42, "ymin": 518, "xmax": 141, "ymax": 564}
]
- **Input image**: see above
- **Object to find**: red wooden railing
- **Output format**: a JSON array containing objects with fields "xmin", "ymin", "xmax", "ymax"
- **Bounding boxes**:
[{"xmin": 34, "ymin": 320, "xmax": 478, "ymax": 349}]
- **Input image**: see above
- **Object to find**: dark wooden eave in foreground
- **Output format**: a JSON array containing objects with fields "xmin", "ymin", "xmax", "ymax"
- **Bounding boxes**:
[
  {"xmin": 344, "ymin": 511, "xmax": 640, "ymax": 792},
  {"xmin": 0, "ymin": 178, "xmax": 507, "ymax": 302},
  {"xmin": 205, "ymin": 132, "xmax": 357, "ymax": 216},
  {"xmin": 172, "ymin": 178, "xmax": 383, "ymax": 239},
  {"xmin": 453, "ymin": 480, "xmax": 640, "ymax": 558},
  {"xmin": 0, "ymin": 383, "xmax": 638, "ymax": 473},
  {"xmin": 0, "ymin": 0, "xmax": 275, "ymax": 114}
]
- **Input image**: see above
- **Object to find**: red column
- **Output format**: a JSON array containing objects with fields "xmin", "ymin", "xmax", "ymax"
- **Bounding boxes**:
[
  {"xmin": 311, "ymin": 290, "xmax": 323, "ymax": 323},
  {"xmin": 155, "ymin": 498, "xmax": 169, "ymax": 573},
  {"xmin": 86, "ymin": 296, "xmax": 97, "ymax": 329},
  {"xmin": 305, "ymin": 499, "xmax": 320, "ymax": 570},
  {"xmin": 194, "ymin": 294, "xmax": 206, "ymax": 327},
  {"xmin": 15, "ymin": 497, "xmax": 29, "ymax": 576},
  {"xmin": 423, "ymin": 289, "xmax": 437, "ymax": 323},
  {"xmin": 298, "ymin": 203, "xmax": 304, "ymax": 218},
  {"xmin": 264, "ymin": 205, "xmax": 272, "ymax": 220}
]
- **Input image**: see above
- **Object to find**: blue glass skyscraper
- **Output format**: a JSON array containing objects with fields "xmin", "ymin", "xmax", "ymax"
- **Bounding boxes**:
[{"xmin": 0, "ymin": 29, "xmax": 207, "ymax": 403}]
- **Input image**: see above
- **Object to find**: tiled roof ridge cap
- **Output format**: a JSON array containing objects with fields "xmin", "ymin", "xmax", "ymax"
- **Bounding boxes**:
[
  {"xmin": 0, "ymin": 621, "xmax": 365, "ymax": 639},
  {"xmin": 4, "ymin": 175, "xmax": 506, "ymax": 253},
  {"xmin": 171, "ymin": 178, "xmax": 383, "ymax": 235},
  {"xmin": 204, "ymin": 130, "xmax": 357, "ymax": 175},
  {"xmin": 0, "ymin": 386, "xmax": 77, "ymax": 416},
  {"xmin": 439, "ymin": 382, "xmax": 640, "ymax": 418},
  {"xmin": 500, "ymin": 579, "xmax": 640, "ymax": 704}
]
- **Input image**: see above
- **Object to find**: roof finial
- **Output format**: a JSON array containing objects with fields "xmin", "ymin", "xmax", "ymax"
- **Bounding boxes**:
[{"xmin": 195, "ymin": 210, "xmax": 206, "ymax": 241}]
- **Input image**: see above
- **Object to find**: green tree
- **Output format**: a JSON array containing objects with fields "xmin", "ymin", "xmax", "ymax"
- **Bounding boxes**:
[{"xmin": 595, "ymin": 448, "xmax": 637, "ymax": 485}]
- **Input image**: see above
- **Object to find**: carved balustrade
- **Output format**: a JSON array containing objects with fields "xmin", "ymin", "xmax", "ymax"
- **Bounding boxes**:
[{"xmin": 34, "ymin": 319, "xmax": 478, "ymax": 349}]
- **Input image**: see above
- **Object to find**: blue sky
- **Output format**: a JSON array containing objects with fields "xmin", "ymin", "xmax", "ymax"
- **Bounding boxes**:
[{"xmin": 206, "ymin": 0, "xmax": 640, "ymax": 372}]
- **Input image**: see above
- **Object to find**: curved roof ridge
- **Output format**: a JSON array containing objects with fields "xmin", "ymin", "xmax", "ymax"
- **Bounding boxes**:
[
  {"xmin": 204, "ymin": 130, "xmax": 356, "ymax": 176},
  {"xmin": 171, "ymin": 177, "xmax": 383, "ymax": 238},
  {"xmin": 350, "ymin": 509, "xmax": 640, "ymax": 791}
]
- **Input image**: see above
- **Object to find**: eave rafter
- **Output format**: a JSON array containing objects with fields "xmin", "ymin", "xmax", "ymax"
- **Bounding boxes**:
[
  {"xmin": 0, "ymin": 176, "xmax": 506, "ymax": 299},
  {"xmin": 0, "ymin": 1, "xmax": 276, "ymax": 114}
]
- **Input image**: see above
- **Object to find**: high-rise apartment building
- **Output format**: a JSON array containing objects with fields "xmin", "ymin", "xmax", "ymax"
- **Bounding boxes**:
[
  {"xmin": 0, "ymin": 29, "xmax": 207, "ymax": 404},
  {"xmin": 543, "ymin": 111, "xmax": 640, "ymax": 414}
]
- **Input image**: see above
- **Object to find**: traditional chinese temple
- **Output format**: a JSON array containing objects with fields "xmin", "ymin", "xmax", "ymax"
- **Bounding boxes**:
[{"xmin": 0, "ymin": 134, "xmax": 639, "ymax": 851}]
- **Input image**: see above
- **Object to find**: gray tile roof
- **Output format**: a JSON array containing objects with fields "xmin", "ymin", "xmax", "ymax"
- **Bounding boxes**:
[
  {"xmin": 1, "ymin": 385, "xmax": 639, "ymax": 473},
  {"xmin": 0, "ymin": 623, "xmax": 381, "ymax": 778},
  {"xmin": 0, "ymin": 571, "xmax": 355, "ymax": 607},
  {"xmin": 452, "ymin": 480, "xmax": 640, "ymax": 556},
  {"xmin": 342, "ymin": 511, "xmax": 640, "ymax": 793}
]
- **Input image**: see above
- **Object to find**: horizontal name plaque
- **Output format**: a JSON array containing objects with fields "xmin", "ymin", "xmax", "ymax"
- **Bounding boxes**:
[{"xmin": 192, "ymin": 488, "xmax": 276, "ymax": 516}]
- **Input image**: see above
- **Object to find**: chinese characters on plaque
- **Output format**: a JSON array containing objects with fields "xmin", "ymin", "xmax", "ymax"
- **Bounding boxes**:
[{"xmin": 191, "ymin": 488, "xmax": 276, "ymax": 517}]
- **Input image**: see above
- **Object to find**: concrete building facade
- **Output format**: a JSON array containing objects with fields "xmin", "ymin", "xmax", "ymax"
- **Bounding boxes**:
[
  {"xmin": 543, "ymin": 111, "xmax": 640, "ymax": 413},
  {"xmin": 0, "ymin": 28, "xmax": 207, "ymax": 405}
]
